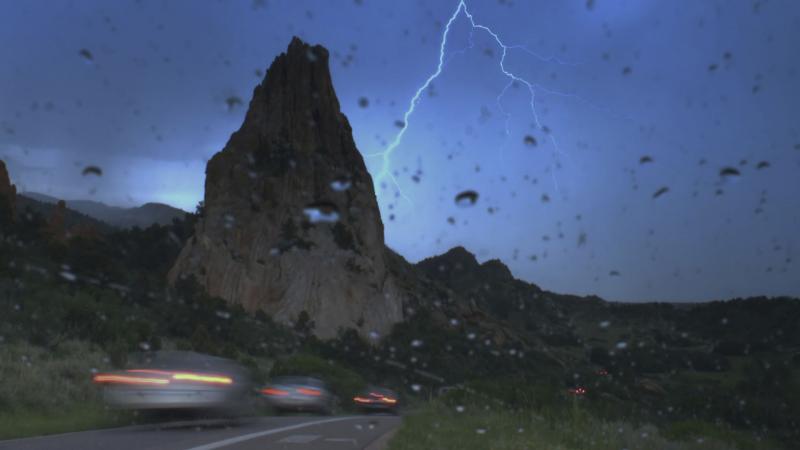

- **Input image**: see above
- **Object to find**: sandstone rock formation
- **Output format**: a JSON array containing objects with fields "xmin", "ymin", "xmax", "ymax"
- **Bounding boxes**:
[
  {"xmin": 169, "ymin": 38, "xmax": 404, "ymax": 339},
  {"xmin": 0, "ymin": 160, "xmax": 16, "ymax": 226},
  {"xmin": 46, "ymin": 200, "xmax": 67, "ymax": 241}
]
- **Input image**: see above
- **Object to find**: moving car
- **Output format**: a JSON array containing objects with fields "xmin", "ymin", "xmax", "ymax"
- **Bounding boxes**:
[
  {"xmin": 353, "ymin": 387, "xmax": 399, "ymax": 413},
  {"xmin": 260, "ymin": 376, "xmax": 334, "ymax": 414},
  {"xmin": 92, "ymin": 351, "xmax": 252, "ymax": 412}
]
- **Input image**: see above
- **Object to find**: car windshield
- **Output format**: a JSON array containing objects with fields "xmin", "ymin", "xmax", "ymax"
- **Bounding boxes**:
[{"xmin": 2, "ymin": 1, "xmax": 798, "ymax": 449}]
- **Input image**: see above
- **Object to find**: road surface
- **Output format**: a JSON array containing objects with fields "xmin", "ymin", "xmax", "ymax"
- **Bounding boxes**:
[{"xmin": 0, "ymin": 415, "xmax": 401, "ymax": 450}]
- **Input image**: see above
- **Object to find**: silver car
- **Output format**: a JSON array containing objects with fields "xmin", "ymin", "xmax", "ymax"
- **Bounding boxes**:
[
  {"xmin": 93, "ymin": 351, "xmax": 252, "ymax": 412},
  {"xmin": 260, "ymin": 376, "xmax": 334, "ymax": 414}
]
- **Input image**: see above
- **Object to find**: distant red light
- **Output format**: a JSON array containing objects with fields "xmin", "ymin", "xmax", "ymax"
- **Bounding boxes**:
[{"xmin": 568, "ymin": 387, "xmax": 587, "ymax": 396}]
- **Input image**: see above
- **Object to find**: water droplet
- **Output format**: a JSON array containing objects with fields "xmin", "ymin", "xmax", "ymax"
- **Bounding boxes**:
[
  {"xmin": 60, "ymin": 271, "xmax": 77, "ymax": 282},
  {"xmin": 330, "ymin": 177, "xmax": 352, "ymax": 192},
  {"xmin": 223, "ymin": 213, "xmax": 236, "ymax": 229},
  {"xmin": 455, "ymin": 405, "xmax": 465, "ymax": 413},
  {"xmin": 411, "ymin": 339, "xmax": 423, "ymax": 348},
  {"xmin": 475, "ymin": 428, "xmax": 487, "ymax": 435},
  {"xmin": 599, "ymin": 320, "xmax": 610, "ymax": 328},
  {"xmin": 225, "ymin": 96, "xmax": 243, "ymax": 110},
  {"xmin": 616, "ymin": 341, "xmax": 628, "ymax": 349},
  {"xmin": 78, "ymin": 48, "xmax": 94, "ymax": 62},
  {"xmin": 652, "ymin": 186, "xmax": 669, "ymax": 198},
  {"xmin": 410, "ymin": 384, "xmax": 421, "ymax": 392},
  {"xmin": 303, "ymin": 201, "xmax": 340, "ymax": 223},
  {"xmin": 523, "ymin": 135, "xmax": 537, "ymax": 146},
  {"xmin": 305, "ymin": 49, "xmax": 318, "ymax": 62},
  {"xmin": 81, "ymin": 165, "xmax": 102, "ymax": 176},
  {"xmin": 719, "ymin": 166, "xmax": 741, "ymax": 179},
  {"xmin": 455, "ymin": 190, "xmax": 479, "ymax": 207}
]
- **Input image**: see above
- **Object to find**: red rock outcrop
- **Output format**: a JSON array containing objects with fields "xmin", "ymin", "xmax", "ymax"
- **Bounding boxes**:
[
  {"xmin": 46, "ymin": 200, "xmax": 67, "ymax": 241},
  {"xmin": 0, "ymin": 160, "xmax": 16, "ymax": 225}
]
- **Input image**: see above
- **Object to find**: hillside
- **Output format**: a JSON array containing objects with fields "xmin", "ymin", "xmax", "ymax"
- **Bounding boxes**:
[
  {"xmin": 22, "ymin": 191, "xmax": 186, "ymax": 229},
  {"xmin": 15, "ymin": 194, "xmax": 115, "ymax": 234}
]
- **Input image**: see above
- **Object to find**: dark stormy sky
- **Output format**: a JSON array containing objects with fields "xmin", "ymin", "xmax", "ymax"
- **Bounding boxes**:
[{"xmin": 1, "ymin": 0, "xmax": 799, "ymax": 302}]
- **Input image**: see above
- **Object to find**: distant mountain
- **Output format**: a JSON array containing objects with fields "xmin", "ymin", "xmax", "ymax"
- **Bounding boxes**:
[
  {"xmin": 16, "ymin": 193, "xmax": 114, "ymax": 233},
  {"xmin": 21, "ymin": 192, "xmax": 187, "ymax": 229}
]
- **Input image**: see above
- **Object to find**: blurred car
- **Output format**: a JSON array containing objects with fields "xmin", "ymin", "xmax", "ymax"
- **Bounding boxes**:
[
  {"xmin": 260, "ymin": 376, "xmax": 334, "ymax": 414},
  {"xmin": 92, "ymin": 351, "xmax": 252, "ymax": 412},
  {"xmin": 353, "ymin": 386, "xmax": 399, "ymax": 413}
]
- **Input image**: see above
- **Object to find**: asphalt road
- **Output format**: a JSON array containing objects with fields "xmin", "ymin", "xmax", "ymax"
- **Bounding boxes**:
[{"xmin": 0, "ymin": 415, "xmax": 401, "ymax": 450}]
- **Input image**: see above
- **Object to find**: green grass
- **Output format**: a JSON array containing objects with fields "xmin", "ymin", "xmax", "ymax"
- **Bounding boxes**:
[
  {"xmin": 0, "ymin": 340, "xmax": 133, "ymax": 440},
  {"xmin": 387, "ymin": 398, "xmax": 780, "ymax": 450},
  {"xmin": 0, "ymin": 405, "xmax": 131, "ymax": 440},
  {"xmin": 0, "ymin": 340, "xmax": 110, "ymax": 412},
  {"xmin": 662, "ymin": 420, "xmax": 778, "ymax": 450}
]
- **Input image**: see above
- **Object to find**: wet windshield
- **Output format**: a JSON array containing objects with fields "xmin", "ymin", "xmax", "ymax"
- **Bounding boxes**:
[{"xmin": 1, "ymin": 1, "xmax": 798, "ymax": 449}]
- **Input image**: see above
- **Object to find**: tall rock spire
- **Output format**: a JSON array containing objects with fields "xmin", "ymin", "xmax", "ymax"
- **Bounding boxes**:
[{"xmin": 169, "ymin": 38, "xmax": 403, "ymax": 339}]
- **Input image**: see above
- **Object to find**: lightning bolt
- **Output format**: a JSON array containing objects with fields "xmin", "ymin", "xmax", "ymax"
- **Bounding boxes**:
[{"xmin": 367, "ymin": 0, "xmax": 590, "ymax": 203}]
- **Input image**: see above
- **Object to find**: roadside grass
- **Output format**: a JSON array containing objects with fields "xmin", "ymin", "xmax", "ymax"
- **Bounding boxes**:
[
  {"xmin": 0, "ymin": 405, "xmax": 131, "ymax": 440},
  {"xmin": 387, "ymin": 397, "xmax": 780, "ymax": 450},
  {"xmin": 0, "ymin": 340, "xmax": 133, "ymax": 440},
  {"xmin": 0, "ymin": 340, "xmax": 110, "ymax": 411}
]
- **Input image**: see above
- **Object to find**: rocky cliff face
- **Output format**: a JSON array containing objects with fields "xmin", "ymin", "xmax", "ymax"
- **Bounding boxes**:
[
  {"xmin": 0, "ymin": 160, "xmax": 17, "ymax": 225},
  {"xmin": 169, "ymin": 38, "xmax": 404, "ymax": 339}
]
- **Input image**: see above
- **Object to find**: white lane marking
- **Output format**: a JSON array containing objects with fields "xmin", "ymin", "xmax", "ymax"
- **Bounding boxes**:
[
  {"xmin": 277, "ymin": 434, "xmax": 321, "ymax": 444},
  {"xmin": 184, "ymin": 417, "xmax": 356, "ymax": 450}
]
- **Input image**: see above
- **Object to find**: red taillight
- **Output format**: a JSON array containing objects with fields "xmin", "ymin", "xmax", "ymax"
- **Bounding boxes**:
[
  {"xmin": 93, "ymin": 374, "xmax": 169, "ymax": 385},
  {"xmin": 296, "ymin": 387, "xmax": 321, "ymax": 396},
  {"xmin": 261, "ymin": 388, "xmax": 289, "ymax": 396},
  {"xmin": 355, "ymin": 394, "xmax": 396, "ymax": 404}
]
